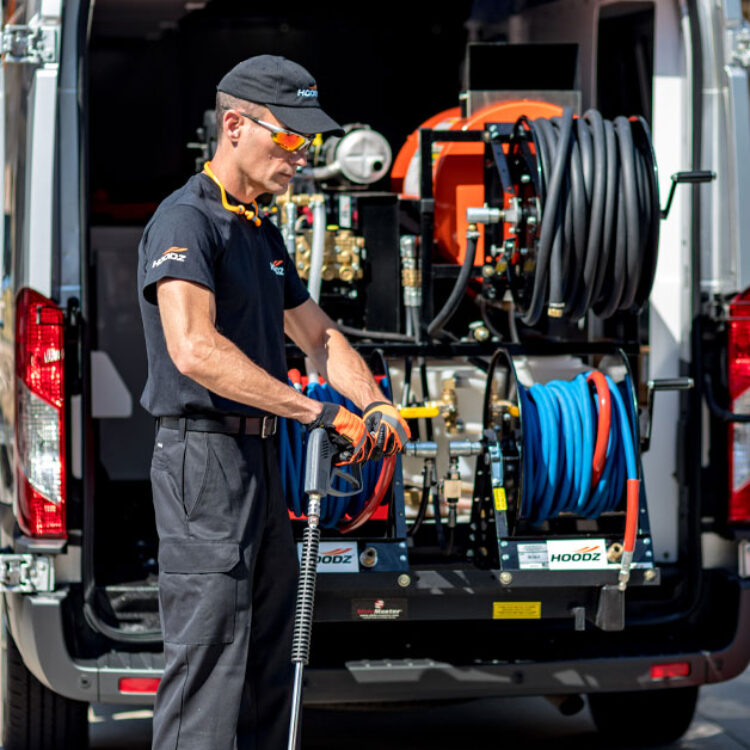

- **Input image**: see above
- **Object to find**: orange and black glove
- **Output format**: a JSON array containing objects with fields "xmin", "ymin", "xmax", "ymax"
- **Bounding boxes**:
[
  {"xmin": 305, "ymin": 402, "xmax": 371, "ymax": 465},
  {"xmin": 363, "ymin": 401, "xmax": 411, "ymax": 460}
]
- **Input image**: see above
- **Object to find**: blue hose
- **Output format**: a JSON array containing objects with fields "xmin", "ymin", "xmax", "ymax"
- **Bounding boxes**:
[
  {"xmin": 519, "ymin": 372, "xmax": 639, "ymax": 524},
  {"xmin": 280, "ymin": 378, "xmax": 393, "ymax": 528}
]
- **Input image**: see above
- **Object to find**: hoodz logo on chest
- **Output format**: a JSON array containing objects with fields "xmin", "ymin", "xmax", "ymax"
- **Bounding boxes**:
[
  {"xmin": 152, "ymin": 246, "xmax": 188, "ymax": 268},
  {"xmin": 270, "ymin": 259, "xmax": 285, "ymax": 276}
]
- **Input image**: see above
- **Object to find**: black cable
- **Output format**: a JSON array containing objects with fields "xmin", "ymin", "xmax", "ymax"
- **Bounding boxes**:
[
  {"xmin": 408, "ymin": 458, "xmax": 433, "ymax": 537},
  {"xmin": 517, "ymin": 108, "xmax": 659, "ymax": 325},
  {"xmin": 426, "ymin": 233, "xmax": 478, "ymax": 338}
]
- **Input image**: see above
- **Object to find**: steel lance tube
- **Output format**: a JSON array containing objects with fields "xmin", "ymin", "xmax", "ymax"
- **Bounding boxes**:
[{"xmin": 288, "ymin": 428, "xmax": 333, "ymax": 750}]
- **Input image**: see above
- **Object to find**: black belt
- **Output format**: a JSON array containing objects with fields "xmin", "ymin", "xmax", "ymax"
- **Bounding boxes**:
[{"xmin": 158, "ymin": 414, "xmax": 278, "ymax": 438}]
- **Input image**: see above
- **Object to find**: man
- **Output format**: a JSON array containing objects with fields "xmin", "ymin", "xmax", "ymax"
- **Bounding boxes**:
[{"xmin": 137, "ymin": 55, "xmax": 409, "ymax": 750}]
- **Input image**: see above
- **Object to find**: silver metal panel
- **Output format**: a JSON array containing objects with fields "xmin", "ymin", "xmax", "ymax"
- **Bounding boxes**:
[
  {"xmin": 21, "ymin": 66, "xmax": 56, "ymax": 297},
  {"xmin": 724, "ymin": 64, "xmax": 750, "ymax": 292}
]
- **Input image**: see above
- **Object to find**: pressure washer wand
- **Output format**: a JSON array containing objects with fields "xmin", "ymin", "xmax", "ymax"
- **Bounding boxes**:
[{"xmin": 287, "ymin": 427, "xmax": 334, "ymax": 750}]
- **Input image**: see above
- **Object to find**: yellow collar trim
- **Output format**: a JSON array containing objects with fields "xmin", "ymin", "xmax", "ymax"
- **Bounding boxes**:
[{"xmin": 202, "ymin": 162, "xmax": 262, "ymax": 227}]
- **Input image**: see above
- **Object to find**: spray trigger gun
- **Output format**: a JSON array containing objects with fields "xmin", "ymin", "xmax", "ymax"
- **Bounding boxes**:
[{"xmin": 304, "ymin": 429, "xmax": 363, "ymax": 498}]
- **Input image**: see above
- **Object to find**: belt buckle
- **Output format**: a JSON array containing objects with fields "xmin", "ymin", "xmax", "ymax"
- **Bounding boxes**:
[{"xmin": 261, "ymin": 416, "xmax": 276, "ymax": 439}]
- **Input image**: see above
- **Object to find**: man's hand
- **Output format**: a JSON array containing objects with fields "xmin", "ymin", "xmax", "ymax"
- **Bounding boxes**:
[
  {"xmin": 363, "ymin": 402, "xmax": 410, "ymax": 460},
  {"xmin": 306, "ymin": 402, "xmax": 371, "ymax": 464}
]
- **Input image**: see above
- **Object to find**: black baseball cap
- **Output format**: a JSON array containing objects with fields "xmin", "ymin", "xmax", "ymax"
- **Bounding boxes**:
[{"xmin": 217, "ymin": 55, "xmax": 344, "ymax": 137}]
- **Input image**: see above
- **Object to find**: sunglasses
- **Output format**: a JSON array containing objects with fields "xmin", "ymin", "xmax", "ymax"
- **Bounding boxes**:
[{"xmin": 238, "ymin": 112, "xmax": 315, "ymax": 153}]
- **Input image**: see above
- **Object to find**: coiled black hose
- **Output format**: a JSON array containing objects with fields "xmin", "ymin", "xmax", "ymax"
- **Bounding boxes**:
[{"xmin": 517, "ymin": 107, "xmax": 659, "ymax": 326}]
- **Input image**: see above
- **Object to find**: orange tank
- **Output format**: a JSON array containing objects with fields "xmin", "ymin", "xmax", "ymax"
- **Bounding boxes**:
[{"xmin": 391, "ymin": 100, "xmax": 563, "ymax": 266}]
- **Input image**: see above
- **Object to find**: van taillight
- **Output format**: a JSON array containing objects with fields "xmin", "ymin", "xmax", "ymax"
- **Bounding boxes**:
[{"xmin": 15, "ymin": 289, "xmax": 66, "ymax": 538}]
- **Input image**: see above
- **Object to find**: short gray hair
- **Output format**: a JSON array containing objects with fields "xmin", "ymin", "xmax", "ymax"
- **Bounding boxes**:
[{"xmin": 215, "ymin": 93, "xmax": 265, "ymax": 141}]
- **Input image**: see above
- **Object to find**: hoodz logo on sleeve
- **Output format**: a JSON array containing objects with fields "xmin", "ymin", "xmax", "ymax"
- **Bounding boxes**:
[
  {"xmin": 152, "ymin": 246, "xmax": 188, "ymax": 269},
  {"xmin": 270, "ymin": 259, "xmax": 285, "ymax": 276}
]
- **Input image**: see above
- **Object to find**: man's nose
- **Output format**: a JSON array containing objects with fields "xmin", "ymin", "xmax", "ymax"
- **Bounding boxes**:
[{"xmin": 291, "ymin": 149, "xmax": 308, "ymax": 168}]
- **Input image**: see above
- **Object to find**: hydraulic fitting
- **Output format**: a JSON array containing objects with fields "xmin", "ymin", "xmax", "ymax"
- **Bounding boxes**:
[
  {"xmin": 467, "ymin": 206, "xmax": 503, "ymax": 225},
  {"xmin": 404, "ymin": 441, "xmax": 438, "ymax": 458},
  {"xmin": 448, "ymin": 441, "xmax": 483, "ymax": 457},
  {"xmin": 439, "ymin": 378, "xmax": 459, "ymax": 434},
  {"xmin": 442, "ymin": 456, "xmax": 462, "ymax": 529},
  {"xmin": 400, "ymin": 235, "xmax": 421, "ymax": 309}
]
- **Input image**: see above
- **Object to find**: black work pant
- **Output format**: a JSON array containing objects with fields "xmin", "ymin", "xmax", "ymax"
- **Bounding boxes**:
[{"xmin": 150, "ymin": 423, "xmax": 297, "ymax": 750}]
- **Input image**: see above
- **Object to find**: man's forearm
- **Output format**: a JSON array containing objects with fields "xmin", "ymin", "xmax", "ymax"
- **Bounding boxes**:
[
  {"xmin": 179, "ymin": 329, "xmax": 321, "ymax": 423},
  {"xmin": 312, "ymin": 328, "xmax": 388, "ymax": 410}
]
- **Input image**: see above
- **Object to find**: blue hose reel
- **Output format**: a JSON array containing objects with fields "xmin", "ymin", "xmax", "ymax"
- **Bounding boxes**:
[
  {"xmin": 278, "ymin": 378, "xmax": 393, "ymax": 529},
  {"xmin": 518, "ymin": 372, "xmax": 639, "ymax": 524}
]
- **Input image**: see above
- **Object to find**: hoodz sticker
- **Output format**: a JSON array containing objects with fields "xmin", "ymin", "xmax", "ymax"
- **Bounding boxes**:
[
  {"xmin": 547, "ymin": 539, "xmax": 609, "ymax": 570},
  {"xmin": 298, "ymin": 541, "xmax": 359, "ymax": 573}
]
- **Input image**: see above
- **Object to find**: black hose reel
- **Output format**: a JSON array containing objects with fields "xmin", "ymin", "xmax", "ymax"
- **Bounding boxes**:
[{"xmin": 478, "ymin": 107, "xmax": 662, "ymax": 327}]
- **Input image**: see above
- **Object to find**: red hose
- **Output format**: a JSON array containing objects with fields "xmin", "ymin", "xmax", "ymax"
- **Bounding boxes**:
[
  {"xmin": 586, "ymin": 371, "xmax": 611, "ymax": 490},
  {"xmin": 624, "ymin": 478, "xmax": 640, "ymax": 553},
  {"xmin": 340, "ymin": 455, "xmax": 396, "ymax": 534}
]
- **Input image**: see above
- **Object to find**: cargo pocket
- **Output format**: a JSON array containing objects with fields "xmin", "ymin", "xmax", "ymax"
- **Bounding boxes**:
[{"xmin": 158, "ymin": 540, "xmax": 240, "ymax": 645}]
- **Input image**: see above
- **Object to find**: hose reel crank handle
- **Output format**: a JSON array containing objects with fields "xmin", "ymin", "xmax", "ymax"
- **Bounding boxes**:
[
  {"xmin": 660, "ymin": 171, "xmax": 715, "ymax": 220},
  {"xmin": 642, "ymin": 378, "xmax": 694, "ymax": 452}
]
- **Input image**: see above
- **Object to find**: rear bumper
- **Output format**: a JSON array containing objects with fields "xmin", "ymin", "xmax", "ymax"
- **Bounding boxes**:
[{"xmin": 5, "ymin": 580, "xmax": 750, "ymax": 706}]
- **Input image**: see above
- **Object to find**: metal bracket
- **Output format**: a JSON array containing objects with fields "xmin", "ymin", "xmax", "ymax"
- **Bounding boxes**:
[
  {"xmin": 0, "ymin": 554, "xmax": 54, "ymax": 593},
  {"xmin": 594, "ymin": 584, "xmax": 624, "ymax": 631},
  {"xmin": 1, "ymin": 24, "xmax": 58, "ymax": 64},
  {"xmin": 642, "ymin": 377, "xmax": 695, "ymax": 452}
]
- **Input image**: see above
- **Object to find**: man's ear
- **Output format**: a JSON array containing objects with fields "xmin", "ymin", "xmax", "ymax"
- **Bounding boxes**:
[{"xmin": 223, "ymin": 110, "xmax": 243, "ymax": 142}]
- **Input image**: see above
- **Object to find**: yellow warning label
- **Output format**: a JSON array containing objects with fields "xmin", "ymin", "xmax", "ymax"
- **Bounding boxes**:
[
  {"xmin": 492, "ymin": 602, "xmax": 542, "ymax": 620},
  {"xmin": 493, "ymin": 487, "xmax": 507, "ymax": 511}
]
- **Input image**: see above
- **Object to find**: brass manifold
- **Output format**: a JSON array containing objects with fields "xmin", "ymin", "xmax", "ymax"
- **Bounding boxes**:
[{"xmin": 295, "ymin": 229, "xmax": 365, "ymax": 283}]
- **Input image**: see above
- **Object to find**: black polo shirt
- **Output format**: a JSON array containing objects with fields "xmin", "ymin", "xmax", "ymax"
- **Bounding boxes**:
[{"xmin": 137, "ymin": 172, "xmax": 310, "ymax": 417}]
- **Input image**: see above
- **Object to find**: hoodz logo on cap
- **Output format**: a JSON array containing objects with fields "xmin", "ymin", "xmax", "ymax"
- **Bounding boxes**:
[{"xmin": 297, "ymin": 84, "xmax": 318, "ymax": 98}]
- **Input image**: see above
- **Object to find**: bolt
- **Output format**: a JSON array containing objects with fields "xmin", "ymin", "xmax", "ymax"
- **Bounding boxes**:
[
  {"xmin": 397, "ymin": 574, "xmax": 411, "ymax": 588},
  {"xmin": 520, "ymin": 174, "xmax": 531, "ymax": 184},
  {"xmin": 500, "ymin": 571, "xmax": 513, "ymax": 585},
  {"xmin": 644, "ymin": 569, "xmax": 657, "ymax": 582}
]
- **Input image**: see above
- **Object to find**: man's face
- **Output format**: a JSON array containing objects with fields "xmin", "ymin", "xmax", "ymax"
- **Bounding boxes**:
[{"xmin": 229, "ymin": 106, "xmax": 310, "ymax": 196}]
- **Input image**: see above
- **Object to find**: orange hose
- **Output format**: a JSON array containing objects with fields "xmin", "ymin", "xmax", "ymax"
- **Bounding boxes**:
[
  {"xmin": 340, "ymin": 456, "xmax": 396, "ymax": 534},
  {"xmin": 586, "ymin": 371, "xmax": 611, "ymax": 489},
  {"xmin": 624, "ymin": 479, "xmax": 640, "ymax": 553}
]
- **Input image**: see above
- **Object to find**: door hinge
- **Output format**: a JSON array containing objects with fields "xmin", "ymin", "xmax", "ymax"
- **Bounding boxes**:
[
  {"xmin": 0, "ymin": 554, "xmax": 54, "ymax": 592},
  {"xmin": 1, "ymin": 24, "xmax": 58, "ymax": 65}
]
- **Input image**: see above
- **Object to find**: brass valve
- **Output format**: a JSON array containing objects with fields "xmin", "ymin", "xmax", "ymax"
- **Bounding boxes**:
[{"xmin": 398, "ymin": 379, "xmax": 461, "ymax": 433}]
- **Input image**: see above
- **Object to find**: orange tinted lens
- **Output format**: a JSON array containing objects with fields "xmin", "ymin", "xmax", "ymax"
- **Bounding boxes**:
[{"xmin": 272, "ymin": 131, "xmax": 307, "ymax": 151}]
